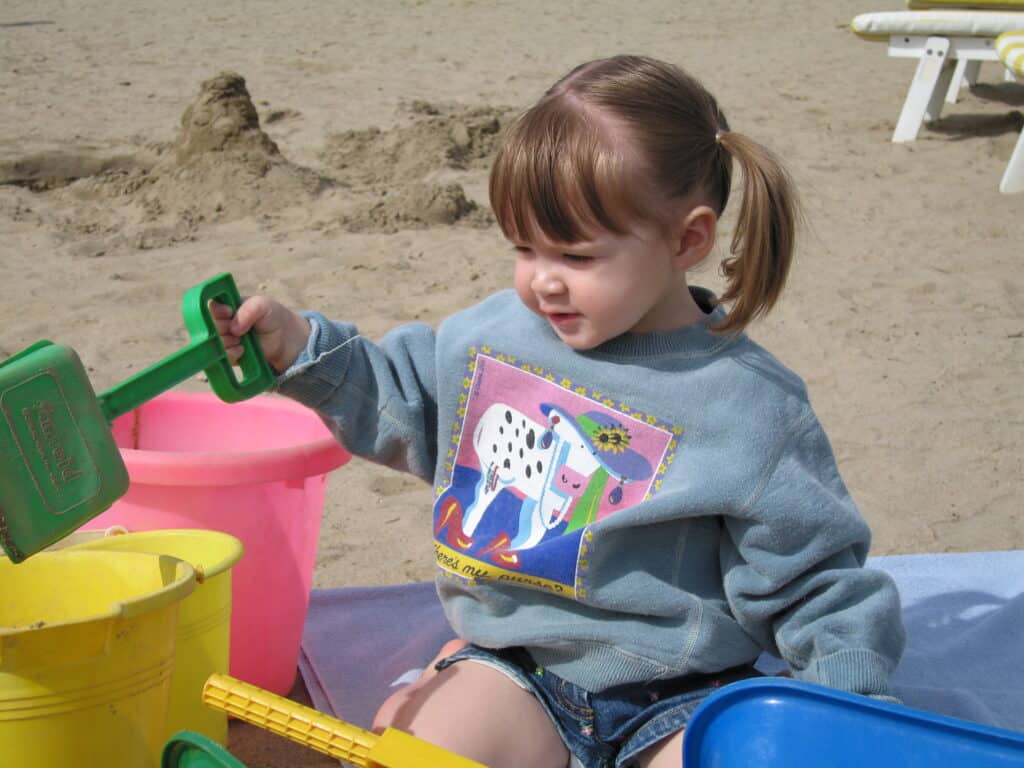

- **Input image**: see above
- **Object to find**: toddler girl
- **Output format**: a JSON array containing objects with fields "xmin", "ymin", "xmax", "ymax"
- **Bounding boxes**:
[{"xmin": 215, "ymin": 54, "xmax": 905, "ymax": 768}]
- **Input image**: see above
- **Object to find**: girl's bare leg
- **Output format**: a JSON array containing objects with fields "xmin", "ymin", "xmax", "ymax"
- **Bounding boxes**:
[
  {"xmin": 634, "ymin": 728, "xmax": 684, "ymax": 767},
  {"xmin": 372, "ymin": 639, "xmax": 468, "ymax": 734},
  {"xmin": 372, "ymin": 640, "xmax": 569, "ymax": 768}
]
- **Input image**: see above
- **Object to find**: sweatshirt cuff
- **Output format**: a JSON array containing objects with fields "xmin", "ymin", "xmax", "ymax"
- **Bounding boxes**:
[
  {"xmin": 794, "ymin": 648, "xmax": 897, "ymax": 698},
  {"xmin": 273, "ymin": 311, "xmax": 358, "ymax": 408}
]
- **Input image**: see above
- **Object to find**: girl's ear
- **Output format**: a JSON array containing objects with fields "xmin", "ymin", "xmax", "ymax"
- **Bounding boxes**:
[{"xmin": 673, "ymin": 204, "xmax": 718, "ymax": 270}]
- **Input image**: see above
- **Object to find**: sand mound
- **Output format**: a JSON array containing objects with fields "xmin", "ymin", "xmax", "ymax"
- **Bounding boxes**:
[
  {"xmin": 322, "ymin": 100, "xmax": 512, "ymax": 187},
  {"xmin": 2, "ymin": 75, "xmax": 514, "ymax": 247},
  {"xmin": 171, "ymin": 71, "xmax": 281, "ymax": 163},
  {"xmin": 51, "ymin": 72, "xmax": 326, "ymax": 248},
  {"xmin": 321, "ymin": 99, "xmax": 514, "ymax": 232},
  {"xmin": 339, "ymin": 181, "xmax": 490, "ymax": 233},
  {"xmin": 0, "ymin": 150, "xmax": 140, "ymax": 191}
]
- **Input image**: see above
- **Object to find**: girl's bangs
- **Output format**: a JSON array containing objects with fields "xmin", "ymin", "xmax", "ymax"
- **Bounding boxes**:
[{"xmin": 489, "ymin": 107, "xmax": 642, "ymax": 244}]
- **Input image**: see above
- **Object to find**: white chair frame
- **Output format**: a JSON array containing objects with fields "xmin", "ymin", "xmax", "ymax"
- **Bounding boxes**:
[
  {"xmin": 1004, "ymin": 137, "xmax": 1024, "ymax": 192},
  {"xmin": 884, "ymin": 33, "xmax": 1023, "ymax": 192},
  {"xmin": 886, "ymin": 34, "xmax": 1017, "ymax": 141}
]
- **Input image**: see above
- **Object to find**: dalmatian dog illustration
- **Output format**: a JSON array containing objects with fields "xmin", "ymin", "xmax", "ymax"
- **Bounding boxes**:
[
  {"xmin": 436, "ymin": 402, "xmax": 655, "ymax": 564},
  {"xmin": 461, "ymin": 403, "xmax": 602, "ymax": 551}
]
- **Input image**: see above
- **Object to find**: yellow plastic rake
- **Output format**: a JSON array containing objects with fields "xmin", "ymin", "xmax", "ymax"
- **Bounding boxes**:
[{"xmin": 202, "ymin": 673, "xmax": 487, "ymax": 768}]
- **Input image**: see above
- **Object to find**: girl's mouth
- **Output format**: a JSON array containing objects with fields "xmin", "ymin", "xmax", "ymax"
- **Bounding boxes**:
[{"xmin": 546, "ymin": 311, "xmax": 582, "ymax": 326}]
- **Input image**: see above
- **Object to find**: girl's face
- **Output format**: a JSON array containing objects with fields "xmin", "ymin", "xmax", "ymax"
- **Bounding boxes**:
[{"xmin": 511, "ymin": 220, "xmax": 693, "ymax": 350}]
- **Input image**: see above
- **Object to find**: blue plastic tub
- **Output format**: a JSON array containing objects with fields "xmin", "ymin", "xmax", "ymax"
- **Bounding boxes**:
[{"xmin": 683, "ymin": 678, "xmax": 1024, "ymax": 767}]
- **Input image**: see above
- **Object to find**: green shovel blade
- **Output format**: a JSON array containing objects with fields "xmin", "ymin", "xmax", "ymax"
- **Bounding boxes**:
[
  {"xmin": 0, "ymin": 273, "xmax": 273, "ymax": 562},
  {"xmin": 0, "ymin": 342, "xmax": 129, "ymax": 563}
]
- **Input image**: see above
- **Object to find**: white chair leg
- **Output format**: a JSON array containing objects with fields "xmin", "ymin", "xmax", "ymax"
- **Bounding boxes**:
[
  {"xmin": 945, "ymin": 59, "xmax": 982, "ymax": 103},
  {"xmin": 999, "ymin": 130, "xmax": 1024, "ymax": 194},
  {"xmin": 963, "ymin": 60, "xmax": 982, "ymax": 87},
  {"xmin": 925, "ymin": 53, "xmax": 957, "ymax": 122},
  {"xmin": 946, "ymin": 59, "xmax": 968, "ymax": 103},
  {"xmin": 893, "ymin": 36, "xmax": 953, "ymax": 142}
]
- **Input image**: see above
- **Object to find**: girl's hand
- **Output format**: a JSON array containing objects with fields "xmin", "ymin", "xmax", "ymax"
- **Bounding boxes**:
[{"xmin": 210, "ymin": 295, "xmax": 312, "ymax": 373}]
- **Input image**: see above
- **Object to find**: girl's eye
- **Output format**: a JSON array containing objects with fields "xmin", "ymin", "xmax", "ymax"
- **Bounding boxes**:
[{"xmin": 563, "ymin": 253, "xmax": 593, "ymax": 263}]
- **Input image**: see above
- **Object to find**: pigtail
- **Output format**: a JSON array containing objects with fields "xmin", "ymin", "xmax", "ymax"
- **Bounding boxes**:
[{"xmin": 713, "ymin": 132, "xmax": 799, "ymax": 335}]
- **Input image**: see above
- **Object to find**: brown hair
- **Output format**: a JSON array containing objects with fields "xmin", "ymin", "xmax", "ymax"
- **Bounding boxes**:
[{"xmin": 489, "ymin": 54, "xmax": 799, "ymax": 334}]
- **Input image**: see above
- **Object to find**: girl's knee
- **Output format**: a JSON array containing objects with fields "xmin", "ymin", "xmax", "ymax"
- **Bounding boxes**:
[
  {"xmin": 371, "ymin": 639, "xmax": 468, "ymax": 734},
  {"xmin": 384, "ymin": 656, "xmax": 568, "ymax": 768}
]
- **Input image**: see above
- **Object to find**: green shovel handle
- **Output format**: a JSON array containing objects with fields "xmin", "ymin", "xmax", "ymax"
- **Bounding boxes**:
[
  {"xmin": 97, "ymin": 273, "xmax": 274, "ymax": 421},
  {"xmin": 182, "ymin": 273, "xmax": 275, "ymax": 403}
]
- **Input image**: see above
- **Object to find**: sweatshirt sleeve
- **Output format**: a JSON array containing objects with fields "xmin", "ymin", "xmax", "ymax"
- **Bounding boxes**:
[
  {"xmin": 719, "ymin": 409, "xmax": 906, "ymax": 697},
  {"xmin": 272, "ymin": 311, "xmax": 439, "ymax": 483}
]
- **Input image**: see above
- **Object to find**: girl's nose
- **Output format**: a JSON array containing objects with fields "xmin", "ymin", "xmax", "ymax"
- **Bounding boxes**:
[{"xmin": 531, "ymin": 263, "xmax": 565, "ymax": 296}]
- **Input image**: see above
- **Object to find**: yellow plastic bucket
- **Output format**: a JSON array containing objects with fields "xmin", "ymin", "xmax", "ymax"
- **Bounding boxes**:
[
  {"xmin": 0, "ymin": 549, "xmax": 195, "ymax": 767},
  {"xmin": 67, "ymin": 529, "xmax": 244, "ymax": 745}
]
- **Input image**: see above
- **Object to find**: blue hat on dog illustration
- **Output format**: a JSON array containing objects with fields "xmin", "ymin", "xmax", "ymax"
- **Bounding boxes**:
[{"xmin": 539, "ymin": 403, "xmax": 653, "ymax": 482}]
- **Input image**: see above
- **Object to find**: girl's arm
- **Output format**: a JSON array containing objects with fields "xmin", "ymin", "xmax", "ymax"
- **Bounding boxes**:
[
  {"xmin": 273, "ymin": 311, "xmax": 440, "ymax": 483},
  {"xmin": 720, "ymin": 410, "xmax": 906, "ymax": 698}
]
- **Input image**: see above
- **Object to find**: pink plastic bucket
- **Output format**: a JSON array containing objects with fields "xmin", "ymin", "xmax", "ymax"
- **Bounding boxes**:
[{"xmin": 85, "ymin": 391, "xmax": 350, "ymax": 695}]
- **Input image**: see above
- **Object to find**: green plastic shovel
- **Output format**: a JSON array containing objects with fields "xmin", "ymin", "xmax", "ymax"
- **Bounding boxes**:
[{"xmin": 0, "ymin": 273, "xmax": 273, "ymax": 563}]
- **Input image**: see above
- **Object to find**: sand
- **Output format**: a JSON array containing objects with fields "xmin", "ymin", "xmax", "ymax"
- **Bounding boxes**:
[{"xmin": 2, "ymin": 0, "xmax": 1022, "ymax": 764}]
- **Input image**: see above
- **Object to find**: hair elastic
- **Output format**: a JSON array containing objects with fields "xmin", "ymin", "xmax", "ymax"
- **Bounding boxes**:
[{"xmin": 714, "ymin": 130, "xmax": 724, "ymax": 144}]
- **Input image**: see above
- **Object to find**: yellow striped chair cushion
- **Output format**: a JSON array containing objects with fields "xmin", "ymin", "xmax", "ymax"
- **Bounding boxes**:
[
  {"xmin": 851, "ymin": 10, "xmax": 1024, "ymax": 40},
  {"xmin": 907, "ymin": 1, "xmax": 1024, "ymax": 9},
  {"xmin": 996, "ymin": 30, "xmax": 1024, "ymax": 74}
]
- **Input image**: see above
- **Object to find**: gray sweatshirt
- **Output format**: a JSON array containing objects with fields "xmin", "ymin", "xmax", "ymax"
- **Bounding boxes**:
[{"xmin": 276, "ymin": 288, "xmax": 905, "ymax": 697}]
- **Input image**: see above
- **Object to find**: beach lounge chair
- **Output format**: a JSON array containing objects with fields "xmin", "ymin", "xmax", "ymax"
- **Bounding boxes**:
[
  {"xmin": 996, "ymin": 29, "xmax": 1024, "ymax": 191},
  {"xmin": 903, "ymin": 1, "xmax": 1024, "ymax": 101},
  {"xmin": 850, "ymin": 9, "xmax": 1024, "ymax": 141}
]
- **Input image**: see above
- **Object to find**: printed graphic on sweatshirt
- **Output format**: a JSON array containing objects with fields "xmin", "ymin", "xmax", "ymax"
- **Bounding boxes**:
[{"xmin": 434, "ymin": 349, "xmax": 680, "ymax": 598}]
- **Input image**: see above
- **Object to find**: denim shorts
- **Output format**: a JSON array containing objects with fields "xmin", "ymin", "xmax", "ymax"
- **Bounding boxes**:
[{"xmin": 435, "ymin": 645, "xmax": 760, "ymax": 768}]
